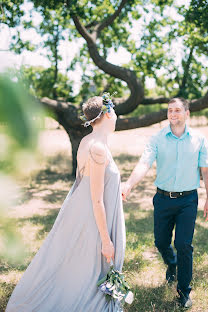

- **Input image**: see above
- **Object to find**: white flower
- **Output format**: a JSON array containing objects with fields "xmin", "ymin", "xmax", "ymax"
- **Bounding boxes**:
[
  {"xmin": 125, "ymin": 291, "xmax": 134, "ymax": 304},
  {"xmin": 100, "ymin": 284, "xmax": 106, "ymax": 292}
]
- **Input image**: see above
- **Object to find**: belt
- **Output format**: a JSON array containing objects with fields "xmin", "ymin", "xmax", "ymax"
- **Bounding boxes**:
[{"xmin": 157, "ymin": 187, "xmax": 196, "ymax": 198}]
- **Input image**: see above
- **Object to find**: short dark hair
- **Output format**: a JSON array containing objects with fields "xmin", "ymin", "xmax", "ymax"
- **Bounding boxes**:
[
  {"xmin": 168, "ymin": 97, "xmax": 190, "ymax": 111},
  {"xmin": 82, "ymin": 96, "xmax": 103, "ymax": 124}
]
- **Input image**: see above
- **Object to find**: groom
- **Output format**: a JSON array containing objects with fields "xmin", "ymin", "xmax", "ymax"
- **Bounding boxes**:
[{"xmin": 122, "ymin": 98, "xmax": 208, "ymax": 308}]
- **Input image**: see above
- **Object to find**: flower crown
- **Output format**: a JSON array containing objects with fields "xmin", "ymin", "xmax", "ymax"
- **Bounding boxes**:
[{"xmin": 80, "ymin": 92, "xmax": 116, "ymax": 127}]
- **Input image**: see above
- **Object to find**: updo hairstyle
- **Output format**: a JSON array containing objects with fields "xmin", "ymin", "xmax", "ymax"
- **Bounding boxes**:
[{"xmin": 82, "ymin": 96, "xmax": 104, "ymax": 125}]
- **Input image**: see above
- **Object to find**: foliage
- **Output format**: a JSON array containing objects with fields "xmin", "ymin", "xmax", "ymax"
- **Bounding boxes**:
[
  {"xmin": 0, "ymin": 0, "xmax": 25, "ymax": 27},
  {"xmin": 0, "ymin": 74, "xmax": 45, "ymax": 263},
  {"xmin": 185, "ymin": 0, "xmax": 208, "ymax": 36},
  {"xmin": 20, "ymin": 66, "xmax": 75, "ymax": 101},
  {"xmin": 1, "ymin": 0, "xmax": 207, "ymax": 102}
]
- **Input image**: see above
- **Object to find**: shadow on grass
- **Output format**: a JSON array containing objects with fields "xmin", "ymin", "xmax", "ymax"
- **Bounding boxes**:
[
  {"xmin": 125, "ymin": 210, "xmax": 154, "ymax": 246},
  {"xmin": 18, "ymin": 208, "xmax": 59, "ymax": 241},
  {"xmin": 114, "ymin": 154, "xmax": 139, "ymax": 165},
  {"xmin": 0, "ymin": 209, "xmax": 59, "ymax": 276},
  {"xmin": 0, "ymin": 282, "xmax": 16, "ymax": 312},
  {"xmin": 124, "ymin": 284, "xmax": 185, "ymax": 312},
  {"xmin": 194, "ymin": 210, "xmax": 208, "ymax": 254},
  {"xmin": 114, "ymin": 154, "xmax": 140, "ymax": 180},
  {"xmin": 42, "ymin": 189, "xmax": 69, "ymax": 204},
  {"xmin": 124, "ymin": 203, "xmax": 155, "ymax": 272},
  {"xmin": 20, "ymin": 153, "xmax": 74, "ymax": 204},
  {"xmin": 21, "ymin": 170, "xmax": 73, "ymax": 203},
  {"xmin": 191, "ymin": 210, "xmax": 208, "ymax": 288},
  {"xmin": 34, "ymin": 167, "xmax": 73, "ymax": 185}
]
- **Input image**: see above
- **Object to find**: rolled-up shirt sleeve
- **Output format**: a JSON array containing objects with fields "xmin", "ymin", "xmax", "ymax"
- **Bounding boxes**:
[
  {"xmin": 139, "ymin": 135, "xmax": 157, "ymax": 167},
  {"xmin": 199, "ymin": 136, "xmax": 208, "ymax": 167}
]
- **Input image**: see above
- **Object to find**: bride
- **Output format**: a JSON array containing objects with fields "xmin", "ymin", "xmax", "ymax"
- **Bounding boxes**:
[{"xmin": 6, "ymin": 94, "xmax": 126, "ymax": 312}]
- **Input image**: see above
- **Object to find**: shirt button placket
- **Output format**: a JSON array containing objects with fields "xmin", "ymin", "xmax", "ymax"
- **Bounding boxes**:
[{"xmin": 174, "ymin": 139, "xmax": 179, "ymax": 191}]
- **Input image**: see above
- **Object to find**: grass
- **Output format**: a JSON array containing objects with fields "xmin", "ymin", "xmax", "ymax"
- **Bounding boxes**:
[{"xmin": 1, "ymin": 129, "xmax": 208, "ymax": 312}]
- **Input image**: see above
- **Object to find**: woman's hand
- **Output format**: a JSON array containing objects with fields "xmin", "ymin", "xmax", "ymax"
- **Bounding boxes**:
[{"xmin": 102, "ymin": 240, "xmax": 115, "ymax": 263}]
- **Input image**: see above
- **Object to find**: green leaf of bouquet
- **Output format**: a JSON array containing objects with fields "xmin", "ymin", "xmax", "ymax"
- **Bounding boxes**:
[
  {"xmin": 97, "ymin": 274, "xmax": 107, "ymax": 286},
  {"xmin": 123, "ymin": 280, "xmax": 130, "ymax": 289}
]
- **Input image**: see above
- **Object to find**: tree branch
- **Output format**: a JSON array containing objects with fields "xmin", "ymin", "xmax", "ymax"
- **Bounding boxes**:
[
  {"xmin": 72, "ymin": 15, "xmax": 144, "ymax": 115},
  {"xmin": 190, "ymin": 91, "xmax": 208, "ymax": 112},
  {"xmin": 40, "ymin": 97, "xmax": 81, "ymax": 127},
  {"xmin": 85, "ymin": 21, "xmax": 99, "ymax": 29},
  {"xmin": 141, "ymin": 91, "xmax": 208, "ymax": 107},
  {"xmin": 40, "ymin": 97, "xmax": 71, "ymax": 112},
  {"xmin": 72, "ymin": 15, "xmax": 96, "ymax": 44},
  {"xmin": 116, "ymin": 109, "xmax": 167, "ymax": 131},
  {"xmin": 141, "ymin": 97, "xmax": 170, "ymax": 105},
  {"xmin": 116, "ymin": 91, "xmax": 208, "ymax": 131},
  {"xmin": 177, "ymin": 47, "xmax": 194, "ymax": 95},
  {"xmin": 94, "ymin": 0, "xmax": 129, "ymax": 37}
]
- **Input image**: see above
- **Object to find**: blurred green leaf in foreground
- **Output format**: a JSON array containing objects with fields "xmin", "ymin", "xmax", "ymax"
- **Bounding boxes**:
[{"xmin": 0, "ymin": 74, "xmax": 45, "ymax": 264}]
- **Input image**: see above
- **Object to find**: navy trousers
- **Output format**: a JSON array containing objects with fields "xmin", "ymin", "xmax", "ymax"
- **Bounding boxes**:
[{"xmin": 153, "ymin": 190, "xmax": 198, "ymax": 296}]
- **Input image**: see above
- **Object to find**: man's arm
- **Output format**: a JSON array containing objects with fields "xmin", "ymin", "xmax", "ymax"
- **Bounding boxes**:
[
  {"xmin": 122, "ymin": 134, "xmax": 157, "ymax": 201},
  {"xmin": 122, "ymin": 162, "xmax": 150, "ymax": 200},
  {"xmin": 201, "ymin": 167, "xmax": 208, "ymax": 221}
]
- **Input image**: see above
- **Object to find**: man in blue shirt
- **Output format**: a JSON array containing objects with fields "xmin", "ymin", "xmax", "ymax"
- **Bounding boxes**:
[{"xmin": 122, "ymin": 98, "xmax": 208, "ymax": 308}]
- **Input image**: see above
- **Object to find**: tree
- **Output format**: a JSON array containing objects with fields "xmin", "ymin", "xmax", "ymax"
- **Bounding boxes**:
[
  {"xmin": 35, "ymin": 7, "xmax": 72, "ymax": 99},
  {"xmin": 1, "ymin": 0, "xmax": 208, "ymax": 175},
  {"xmin": 20, "ymin": 65, "xmax": 74, "ymax": 101}
]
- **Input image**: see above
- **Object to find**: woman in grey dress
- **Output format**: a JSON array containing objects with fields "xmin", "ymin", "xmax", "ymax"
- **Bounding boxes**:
[{"xmin": 6, "ymin": 95, "xmax": 126, "ymax": 312}]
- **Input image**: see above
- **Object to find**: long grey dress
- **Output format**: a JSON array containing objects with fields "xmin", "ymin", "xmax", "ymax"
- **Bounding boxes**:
[{"xmin": 6, "ymin": 156, "xmax": 126, "ymax": 312}]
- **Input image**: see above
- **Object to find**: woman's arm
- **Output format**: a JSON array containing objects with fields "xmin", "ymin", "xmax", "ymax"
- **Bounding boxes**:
[{"xmin": 89, "ymin": 142, "xmax": 114, "ymax": 263}]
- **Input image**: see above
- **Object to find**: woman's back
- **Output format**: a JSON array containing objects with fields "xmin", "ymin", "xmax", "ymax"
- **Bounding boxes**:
[{"xmin": 77, "ymin": 134, "xmax": 111, "ymax": 177}]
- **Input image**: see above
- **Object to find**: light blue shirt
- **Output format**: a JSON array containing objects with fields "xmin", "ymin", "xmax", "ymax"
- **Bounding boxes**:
[{"xmin": 140, "ymin": 124, "xmax": 208, "ymax": 192}]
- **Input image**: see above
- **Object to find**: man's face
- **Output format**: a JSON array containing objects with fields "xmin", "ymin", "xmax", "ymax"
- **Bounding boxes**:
[{"xmin": 167, "ymin": 101, "xmax": 189, "ymax": 127}]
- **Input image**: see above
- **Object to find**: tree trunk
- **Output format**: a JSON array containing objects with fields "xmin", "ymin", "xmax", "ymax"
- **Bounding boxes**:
[
  {"xmin": 55, "ymin": 113, "xmax": 91, "ymax": 176},
  {"xmin": 178, "ymin": 47, "xmax": 194, "ymax": 96},
  {"xmin": 67, "ymin": 128, "xmax": 89, "ymax": 176}
]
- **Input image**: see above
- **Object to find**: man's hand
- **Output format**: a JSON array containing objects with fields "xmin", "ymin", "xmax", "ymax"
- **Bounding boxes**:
[
  {"xmin": 204, "ymin": 198, "xmax": 208, "ymax": 221},
  {"xmin": 121, "ymin": 182, "xmax": 132, "ymax": 201},
  {"xmin": 121, "ymin": 162, "xmax": 150, "ymax": 201}
]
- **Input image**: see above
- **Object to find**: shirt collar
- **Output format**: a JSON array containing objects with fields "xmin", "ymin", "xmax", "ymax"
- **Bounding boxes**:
[{"xmin": 165, "ymin": 124, "xmax": 190, "ymax": 138}]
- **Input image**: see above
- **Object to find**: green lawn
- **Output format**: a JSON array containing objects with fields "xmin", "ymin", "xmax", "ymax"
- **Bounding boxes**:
[{"xmin": 1, "ymin": 148, "xmax": 208, "ymax": 312}]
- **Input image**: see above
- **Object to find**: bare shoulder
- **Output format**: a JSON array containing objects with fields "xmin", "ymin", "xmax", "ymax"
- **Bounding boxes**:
[
  {"xmin": 89, "ymin": 141, "xmax": 107, "ymax": 165},
  {"xmin": 79, "ymin": 134, "xmax": 91, "ymax": 147},
  {"xmin": 78, "ymin": 134, "xmax": 92, "ymax": 155},
  {"xmin": 90, "ymin": 141, "xmax": 106, "ymax": 156}
]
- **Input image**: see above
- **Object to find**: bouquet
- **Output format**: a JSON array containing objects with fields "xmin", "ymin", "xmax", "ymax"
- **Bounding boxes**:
[{"xmin": 97, "ymin": 266, "xmax": 134, "ymax": 305}]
